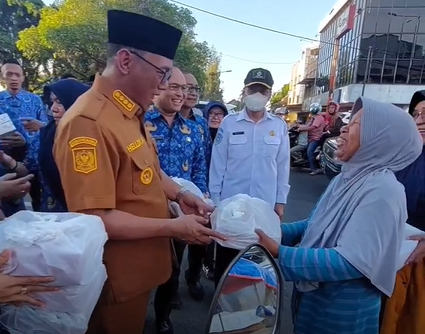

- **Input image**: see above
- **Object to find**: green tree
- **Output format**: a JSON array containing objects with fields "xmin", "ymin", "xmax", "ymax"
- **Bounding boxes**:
[
  {"xmin": 0, "ymin": 0, "xmax": 46, "ymax": 89},
  {"xmin": 17, "ymin": 0, "xmax": 212, "ymax": 86},
  {"xmin": 270, "ymin": 83, "xmax": 289, "ymax": 108},
  {"xmin": 201, "ymin": 49, "xmax": 223, "ymax": 101}
]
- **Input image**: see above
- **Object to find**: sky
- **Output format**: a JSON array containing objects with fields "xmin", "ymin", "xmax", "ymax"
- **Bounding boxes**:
[{"xmin": 44, "ymin": 0, "xmax": 337, "ymax": 101}]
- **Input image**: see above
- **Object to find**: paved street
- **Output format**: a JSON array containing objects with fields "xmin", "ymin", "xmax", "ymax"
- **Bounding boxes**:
[{"xmin": 143, "ymin": 170, "xmax": 330, "ymax": 334}]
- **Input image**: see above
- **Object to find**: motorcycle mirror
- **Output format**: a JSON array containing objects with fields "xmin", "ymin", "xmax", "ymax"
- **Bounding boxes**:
[{"xmin": 204, "ymin": 244, "xmax": 284, "ymax": 334}]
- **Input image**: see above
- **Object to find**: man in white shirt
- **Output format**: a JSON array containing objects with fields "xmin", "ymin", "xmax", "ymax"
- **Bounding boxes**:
[{"xmin": 209, "ymin": 68, "xmax": 291, "ymax": 286}]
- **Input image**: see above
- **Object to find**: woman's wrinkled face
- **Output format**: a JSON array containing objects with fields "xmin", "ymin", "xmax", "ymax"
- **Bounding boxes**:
[
  {"xmin": 413, "ymin": 100, "xmax": 425, "ymax": 143},
  {"xmin": 208, "ymin": 107, "xmax": 225, "ymax": 128},
  {"xmin": 335, "ymin": 109, "xmax": 362, "ymax": 162},
  {"xmin": 50, "ymin": 92, "xmax": 65, "ymax": 123}
]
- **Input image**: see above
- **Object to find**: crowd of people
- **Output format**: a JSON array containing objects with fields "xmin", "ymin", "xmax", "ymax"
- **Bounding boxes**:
[{"xmin": 0, "ymin": 8, "xmax": 423, "ymax": 334}]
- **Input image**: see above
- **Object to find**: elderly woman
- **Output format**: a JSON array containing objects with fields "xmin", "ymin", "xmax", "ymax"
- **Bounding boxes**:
[
  {"xmin": 256, "ymin": 97, "xmax": 423, "ymax": 334},
  {"xmin": 39, "ymin": 79, "xmax": 89, "ymax": 212}
]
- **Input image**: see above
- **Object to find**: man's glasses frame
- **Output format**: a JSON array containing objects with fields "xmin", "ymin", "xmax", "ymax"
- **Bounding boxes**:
[{"xmin": 129, "ymin": 51, "xmax": 172, "ymax": 85}]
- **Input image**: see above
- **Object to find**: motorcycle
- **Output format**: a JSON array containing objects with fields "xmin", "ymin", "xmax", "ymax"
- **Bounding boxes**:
[
  {"xmin": 205, "ymin": 244, "xmax": 284, "ymax": 334},
  {"xmin": 289, "ymin": 128, "xmax": 320, "ymax": 169}
]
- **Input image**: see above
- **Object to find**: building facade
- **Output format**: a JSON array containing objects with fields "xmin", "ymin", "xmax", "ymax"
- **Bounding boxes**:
[
  {"xmin": 287, "ymin": 44, "xmax": 320, "ymax": 110},
  {"xmin": 305, "ymin": 0, "xmax": 425, "ymax": 110}
]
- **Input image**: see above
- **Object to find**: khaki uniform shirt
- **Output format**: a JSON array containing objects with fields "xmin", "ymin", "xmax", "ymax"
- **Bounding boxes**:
[{"xmin": 53, "ymin": 75, "xmax": 171, "ymax": 304}]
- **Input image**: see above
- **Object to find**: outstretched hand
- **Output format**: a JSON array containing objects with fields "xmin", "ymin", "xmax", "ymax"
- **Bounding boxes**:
[
  {"xmin": 255, "ymin": 229, "xmax": 279, "ymax": 257},
  {"xmin": 406, "ymin": 235, "xmax": 425, "ymax": 265}
]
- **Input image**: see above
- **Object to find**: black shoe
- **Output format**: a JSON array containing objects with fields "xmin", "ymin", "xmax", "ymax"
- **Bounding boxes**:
[
  {"xmin": 156, "ymin": 319, "xmax": 173, "ymax": 334},
  {"xmin": 185, "ymin": 270, "xmax": 204, "ymax": 301},
  {"xmin": 170, "ymin": 293, "xmax": 181, "ymax": 309}
]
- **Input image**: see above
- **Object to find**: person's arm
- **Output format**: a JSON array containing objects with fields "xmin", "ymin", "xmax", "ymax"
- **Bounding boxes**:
[
  {"xmin": 209, "ymin": 123, "xmax": 229, "ymax": 206},
  {"xmin": 191, "ymin": 129, "xmax": 208, "ymax": 193},
  {"xmin": 53, "ymin": 115, "xmax": 176, "ymax": 241},
  {"xmin": 161, "ymin": 169, "xmax": 182, "ymax": 201},
  {"xmin": 276, "ymin": 123, "xmax": 290, "ymax": 205},
  {"xmin": 278, "ymin": 246, "xmax": 363, "ymax": 282},
  {"xmin": 298, "ymin": 116, "xmax": 323, "ymax": 131},
  {"xmin": 280, "ymin": 220, "xmax": 308, "ymax": 246}
]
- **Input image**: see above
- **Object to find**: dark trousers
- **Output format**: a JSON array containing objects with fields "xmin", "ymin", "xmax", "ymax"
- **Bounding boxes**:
[
  {"xmin": 214, "ymin": 244, "xmax": 240, "ymax": 288},
  {"xmin": 203, "ymin": 242, "xmax": 216, "ymax": 269},
  {"xmin": 154, "ymin": 240, "xmax": 206, "ymax": 321}
]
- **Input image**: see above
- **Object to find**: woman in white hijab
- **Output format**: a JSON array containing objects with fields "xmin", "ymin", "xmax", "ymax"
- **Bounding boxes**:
[{"xmin": 256, "ymin": 97, "xmax": 423, "ymax": 334}]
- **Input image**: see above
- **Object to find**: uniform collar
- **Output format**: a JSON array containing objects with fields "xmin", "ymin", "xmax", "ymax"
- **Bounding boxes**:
[
  {"xmin": 0, "ymin": 89, "xmax": 27, "ymax": 100},
  {"xmin": 92, "ymin": 74, "xmax": 141, "ymax": 119},
  {"xmin": 150, "ymin": 106, "xmax": 187, "ymax": 125},
  {"xmin": 236, "ymin": 108, "xmax": 272, "ymax": 122}
]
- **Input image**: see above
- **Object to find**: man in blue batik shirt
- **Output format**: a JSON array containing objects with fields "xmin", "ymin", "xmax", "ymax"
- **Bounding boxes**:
[
  {"xmin": 145, "ymin": 67, "xmax": 207, "ymax": 334},
  {"xmin": 0, "ymin": 59, "xmax": 48, "ymax": 212}
]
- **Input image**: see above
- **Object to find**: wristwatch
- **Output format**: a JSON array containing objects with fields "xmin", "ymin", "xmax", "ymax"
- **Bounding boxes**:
[{"xmin": 175, "ymin": 188, "xmax": 188, "ymax": 203}]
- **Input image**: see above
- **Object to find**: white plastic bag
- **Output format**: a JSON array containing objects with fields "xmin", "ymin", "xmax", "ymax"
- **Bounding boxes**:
[
  {"xmin": 396, "ymin": 223, "xmax": 423, "ymax": 271},
  {"xmin": 211, "ymin": 194, "xmax": 281, "ymax": 250},
  {"xmin": 0, "ymin": 211, "xmax": 108, "ymax": 334}
]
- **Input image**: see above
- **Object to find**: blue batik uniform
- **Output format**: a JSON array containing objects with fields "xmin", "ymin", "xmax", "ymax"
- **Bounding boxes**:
[
  {"xmin": 144, "ymin": 108, "xmax": 208, "ymax": 193},
  {"xmin": 0, "ymin": 90, "xmax": 47, "ymax": 172},
  {"xmin": 187, "ymin": 111, "xmax": 211, "ymax": 173}
]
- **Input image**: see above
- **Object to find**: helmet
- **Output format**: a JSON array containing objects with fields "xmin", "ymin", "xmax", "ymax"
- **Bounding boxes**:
[{"xmin": 309, "ymin": 103, "xmax": 322, "ymax": 115}]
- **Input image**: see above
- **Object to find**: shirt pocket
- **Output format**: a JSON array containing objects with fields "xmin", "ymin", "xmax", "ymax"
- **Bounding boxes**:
[
  {"xmin": 228, "ymin": 135, "xmax": 248, "ymax": 158},
  {"xmin": 263, "ymin": 136, "xmax": 281, "ymax": 158},
  {"xmin": 131, "ymin": 155, "xmax": 159, "ymax": 195}
]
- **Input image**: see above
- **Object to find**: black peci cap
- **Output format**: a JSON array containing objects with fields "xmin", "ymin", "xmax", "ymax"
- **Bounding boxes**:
[
  {"xmin": 244, "ymin": 68, "xmax": 274, "ymax": 89},
  {"xmin": 107, "ymin": 10, "xmax": 183, "ymax": 60}
]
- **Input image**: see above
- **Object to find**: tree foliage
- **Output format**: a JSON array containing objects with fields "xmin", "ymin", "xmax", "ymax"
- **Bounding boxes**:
[
  {"xmin": 270, "ymin": 83, "xmax": 290, "ymax": 108},
  {"xmin": 17, "ymin": 0, "xmax": 213, "ymax": 87},
  {"xmin": 201, "ymin": 49, "xmax": 223, "ymax": 102},
  {"xmin": 0, "ymin": 0, "xmax": 45, "ymax": 89}
]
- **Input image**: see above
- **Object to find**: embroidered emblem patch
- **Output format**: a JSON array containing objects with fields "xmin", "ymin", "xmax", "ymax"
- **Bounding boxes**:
[
  {"xmin": 69, "ymin": 137, "xmax": 98, "ymax": 174},
  {"xmin": 140, "ymin": 167, "xmax": 153, "ymax": 185}
]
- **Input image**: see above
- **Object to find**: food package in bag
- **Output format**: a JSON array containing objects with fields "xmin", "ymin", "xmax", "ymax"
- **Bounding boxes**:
[
  {"xmin": 211, "ymin": 194, "xmax": 281, "ymax": 250},
  {"xmin": 0, "ymin": 211, "xmax": 108, "ymax": 334}
]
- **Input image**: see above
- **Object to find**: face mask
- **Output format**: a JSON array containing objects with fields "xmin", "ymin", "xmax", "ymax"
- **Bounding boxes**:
[{"xmin": 244, "ymin": 92, "xmax": 268, "ymax": 112}]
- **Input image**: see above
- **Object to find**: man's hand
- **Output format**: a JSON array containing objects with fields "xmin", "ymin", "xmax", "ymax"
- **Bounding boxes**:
[
  {"xmin": 0, "ymin": 132, "xmax": 26, "ymax": 148},
  {"xmin": 22, "ymin": 119, "xmax": 44, "ymax": 132},
  {"xmin": 0, "ymin": 173, "xmax": 33, "ymax": 199},
  {"xmin": 0, "ymin": 151, "xmax": 16, "ymax": 169},
  {"xmin": 171, "ymin": 214, "xmax": 226, "ymax": 245},
  {"xmin": 274, "ymin": 203, "xmax": 284, "ymax": 221},
  {"xmin": 406, "ymin": 235, "xmax": 425, "ymax": 264},
  {"xmin": 255, "ymin": 229, "xmax": 279, "ymax": 257},
  {"xmin": 179, "ymin": 191, "xmax": 215, "ymax": 218}
]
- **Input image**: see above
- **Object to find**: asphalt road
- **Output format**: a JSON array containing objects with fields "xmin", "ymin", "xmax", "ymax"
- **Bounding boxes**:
[{"xmin": 143, "ymin": 170, "xmax": 330, "ymax": 334}]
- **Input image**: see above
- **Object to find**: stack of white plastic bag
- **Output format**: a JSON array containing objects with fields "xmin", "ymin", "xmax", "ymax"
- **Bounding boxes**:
[
  {"xmin": 211, "ymin": 194, "xmax": 281, "ymax": 250},
  {"xmin": 397, "ymin": 223, "xmax": 423, "ymax": 271},
  {"xmin": 170, "ymin": 177, "xmax": 214, "ymax": 216},
  {"xmin": 0, "ymin": 211, "xmax": 108, "ymax": 334}
]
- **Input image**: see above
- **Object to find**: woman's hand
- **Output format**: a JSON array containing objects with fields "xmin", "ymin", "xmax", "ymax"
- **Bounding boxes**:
[
  {"xmin": 406, "ymin": 235, "xmax": 425, "ymax": 264},
  {"xmin": 255, "ymin": 229, "xmax": 279, "ymax": 257},
  {"xmin": 0, "ymin": 250, "xmax": 59, "ymax": 307},
  {"xmin": 0, "ymin": 173, "xmax": 33, "ymax": 199}
]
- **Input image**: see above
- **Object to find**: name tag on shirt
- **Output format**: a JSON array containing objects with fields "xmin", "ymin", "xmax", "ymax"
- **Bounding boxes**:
[{"xmin": 232, "ymin": 131, "xmax": 244, "ymax": 135}]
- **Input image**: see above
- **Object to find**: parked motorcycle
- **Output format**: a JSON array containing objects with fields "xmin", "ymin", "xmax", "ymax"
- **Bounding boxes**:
[{"xmin": 205, "ymin": 244, "xmax": 284, "ymax": 334}]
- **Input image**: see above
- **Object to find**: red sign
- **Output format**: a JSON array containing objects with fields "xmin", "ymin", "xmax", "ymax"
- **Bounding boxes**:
[{"xmin": 335, "ymin": 5, "xmax": 356, "ymax": 40}]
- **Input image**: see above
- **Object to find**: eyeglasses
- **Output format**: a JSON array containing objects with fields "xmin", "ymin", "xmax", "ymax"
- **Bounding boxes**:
[
  {"xmin": 168, "ymin": 83, "xmax": 189, "ymax": 93},
  {"xmin": 187, "ymin": 85, "xmax": 201, "ymax": 93},
  {"xmin": 129, "ymin": 51, "xmax": 173, "ymax": 85},
  {"xmin": 209, "ymin": 112, "xmax": 224, "ymax": 119}
]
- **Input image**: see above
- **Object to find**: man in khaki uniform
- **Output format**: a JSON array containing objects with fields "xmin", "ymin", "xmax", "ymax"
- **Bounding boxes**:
[{"xmin": 53, "ymin": 10, "xmax": 223, "ymax": 334}]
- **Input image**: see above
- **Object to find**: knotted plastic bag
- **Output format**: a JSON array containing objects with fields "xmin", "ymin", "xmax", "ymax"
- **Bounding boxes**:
[
  {"xmin": 211, "ymin": 194, "xmax": 281, "ymax": 250},
  {"xmin": 0, "ymin": 211, "xmax": 108, "ymax": 334}
]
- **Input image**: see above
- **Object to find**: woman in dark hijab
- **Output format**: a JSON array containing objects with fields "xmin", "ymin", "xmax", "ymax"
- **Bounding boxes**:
[
  {"xmin": 39, "ymin": 79, "xmax": 89, "ymax": 212},
  {"xmin": 395, "ymin": 90, "xmax": 425, "ymax": 231}
]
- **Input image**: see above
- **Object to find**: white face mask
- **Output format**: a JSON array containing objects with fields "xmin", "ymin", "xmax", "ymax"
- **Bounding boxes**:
[{"xmin": 244, "ymin": 92, "xmax": 268, "ymax": 112}]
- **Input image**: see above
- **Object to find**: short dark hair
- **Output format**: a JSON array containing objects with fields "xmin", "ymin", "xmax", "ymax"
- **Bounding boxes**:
[
  {"xmin": 2, "ymin": 58, "xmax": 21, "ymax": 67},
  {"xmin": 106, "ymin": 43, "xmax": 145, "ymax": 64},
  {"xmin": 60, "ymin": 73, "xmax": 76, "ymax": 79}
]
